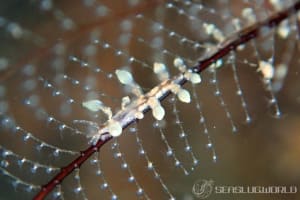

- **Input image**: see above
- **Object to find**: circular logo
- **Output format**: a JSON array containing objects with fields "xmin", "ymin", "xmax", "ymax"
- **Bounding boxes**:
[{"xmin": 192, "ymin": 179, "xmax": 214, "ymax": 199}]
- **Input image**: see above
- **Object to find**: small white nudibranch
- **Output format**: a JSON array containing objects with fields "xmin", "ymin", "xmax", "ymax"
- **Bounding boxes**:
[{"xmin": 84, "ymin": 58, "xmax": 204, "ymax": 143}]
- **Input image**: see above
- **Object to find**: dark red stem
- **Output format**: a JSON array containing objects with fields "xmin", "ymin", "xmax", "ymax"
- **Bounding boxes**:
[
  {"xmin": 34, "ymin": 137, "xmax": 112, "ymax": 200},
  {"xmin": 34, "ymin": 1, "xmax": 300, "ymax": 199}
]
